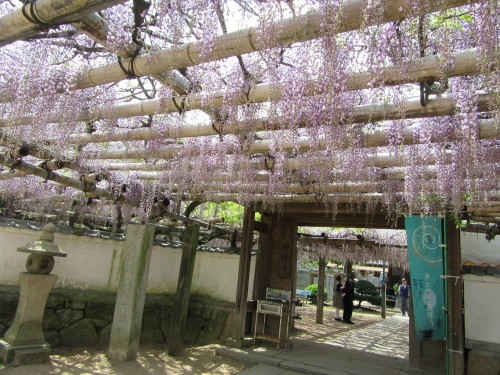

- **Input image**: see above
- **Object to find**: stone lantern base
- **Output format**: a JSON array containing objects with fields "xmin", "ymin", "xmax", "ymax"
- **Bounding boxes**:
[
  {"xmin": 0, "ymin": 272, "xmax": 57, "ymax": 367},
  {"xmin": 0, "ymin": 340, "xmax": 51, "ymax": 367}
]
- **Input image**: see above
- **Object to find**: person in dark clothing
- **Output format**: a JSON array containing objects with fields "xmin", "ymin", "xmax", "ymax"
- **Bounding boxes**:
[
  {"xmin": 398, "ymin": 278, "xmax": 410, "ymax": 316},
  {"xmin": 341, "ymin": 272, "xmax": 356, "ymax": 324}
]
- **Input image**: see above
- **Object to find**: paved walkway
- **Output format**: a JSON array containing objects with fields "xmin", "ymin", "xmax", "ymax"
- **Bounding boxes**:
[{"xmin": 218, "ymin": 310, "xmax": 413, "ymax": 375}]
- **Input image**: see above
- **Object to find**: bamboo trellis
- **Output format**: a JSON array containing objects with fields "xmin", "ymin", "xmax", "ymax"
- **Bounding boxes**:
[
  {"xmin": 39, "ymin": 93, "xmax": 493, "ymax": 145},
  {"xmin": 0, "ymin": 49, "xmax": 485, "ymax": 126},
  {"xmin": 0, "ymin": 0, "xmax": 498, "ymax": 225},
  {"xmin": 0, "ymin": 0, "xmax": 477, "ymax": 97}
]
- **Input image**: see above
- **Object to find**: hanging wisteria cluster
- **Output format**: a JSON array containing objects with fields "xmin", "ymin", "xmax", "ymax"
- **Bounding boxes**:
[
  {"xmin": 296, "ymin": 228, "xmax": 408, "ymax": 268},
  {"xmin": 0, "ymin": 0, "xmax": 498, "ymax": 225}
]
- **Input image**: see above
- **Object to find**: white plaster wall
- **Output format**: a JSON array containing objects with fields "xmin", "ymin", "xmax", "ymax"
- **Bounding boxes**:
[
  {"xmin": 463, "ymin": 275, "xmax": 500, "ymax": 346},
  {"xmin": 147, "ymin": 246, "xmax": 256, "ymax": 301},
  {"xmin": 191, "ymin": 251, "xmax": 256, "ymax": 302},
  {"xmin": 0, "ymin": 227, "xmax": 120, "ymax": 290},
  {"xmin": 461, "ymin": 231, "xmax": 500, "ymax": 265},
  {"xmin": 147, "ymin": 246, "xmax": 182, "ymax": 294},
  {"xmin": 0, "ymin": 226, "xmax": 255, "ymax": 302}
]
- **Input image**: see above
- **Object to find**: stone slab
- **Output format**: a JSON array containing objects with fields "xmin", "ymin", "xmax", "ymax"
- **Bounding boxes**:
[
  {"xmin": 0, "ymin": 340, "xmax": 51, "ymax": 367},
  {"xmin": 238, "ymin": 363, "xmax": 295, "ymax": 375},
  {"xmin": 13, "ymin": 347, "xmax": 51, "ymax": 366}
]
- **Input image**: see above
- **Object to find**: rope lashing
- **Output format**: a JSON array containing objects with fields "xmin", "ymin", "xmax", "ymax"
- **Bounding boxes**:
[
  {"xmin": 22, "ymin": 0, "xmax": 64, "ymax": 29},
  {"xmin": 117, "ymin": 45, "xmax": 142, "ymax": 79},
  {"xmin": 171, "ymin": 95, "xmax": 187, "ymax": 114}
]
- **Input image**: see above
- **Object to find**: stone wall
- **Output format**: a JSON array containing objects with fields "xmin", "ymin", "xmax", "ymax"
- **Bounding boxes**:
[{"xmin": 0, "ymin": 286, "xmax": 234, "ymax": 349}]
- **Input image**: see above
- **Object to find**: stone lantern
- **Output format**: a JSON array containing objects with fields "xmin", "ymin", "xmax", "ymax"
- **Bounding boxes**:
[{"xmin": 0, "ymin": 223, "xmax": 66, "ymax": 366}]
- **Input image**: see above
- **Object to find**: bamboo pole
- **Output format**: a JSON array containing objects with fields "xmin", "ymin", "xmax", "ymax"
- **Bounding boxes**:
[
  {"xmin": 468, "ymin": 211, "xmax": 500, "ymax": 217},
  {"xmin": 70, "ymin": 14, "xmax": 194, "ymax": 96},
  {"xmin": 0, "ymin": 170, "xmax": 26, "ymax": 180},
  {"xmin": 470, "ymin": 216, "xmax": 500, "ymax": 223},
  {"xmin": 116, "ymin": 179, "xmax": 499, "ymax": 197},
  {"xmin": 0, "ymin": 128, "xmax": 79, "ymax": 170},
  {"xmin": 61, "ymin": 93, "xmax": 492, "ymax": 145},
  {"xmin": 102, "ymin": 149, "xmax": 455, "ymax": 172},
  {"xmin": 0, "ymin": 152, "xmax": 137, "ymax": 207},
  {"xmin": 0, "ymin": 49, "xmax": 487, "ymax": 128},
  {"xmin": 84, "ymin": 119, "xmax": 497, "ymax": 160},
  {"xmin": 1, "ymin": 0, "xmax": 473, "ymax": 92},
  {"xmin": 299, "ymin": 237, "xmax": 377, "ymax": 247},
  {"xmin": 0, "ymin": 0, "xmax": 125, "ymax": 47}
]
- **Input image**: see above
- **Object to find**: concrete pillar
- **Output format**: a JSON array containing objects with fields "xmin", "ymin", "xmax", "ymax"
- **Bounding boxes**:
[{"xmin": 108, "ymin": 223, "xmax": 155, "ymax": 361}]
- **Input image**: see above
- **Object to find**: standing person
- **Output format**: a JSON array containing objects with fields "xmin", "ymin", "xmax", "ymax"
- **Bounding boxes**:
[
  {"xmin": 333, "ymin": 274, "xmax": 343, "ymax": 321},
  {"xmin": 398, "ymin": 279, "xmax": 410, "ymax": 316},
  {"xmin": 341, "ymin": 272, "xmax": 356, "ymax": 324}
]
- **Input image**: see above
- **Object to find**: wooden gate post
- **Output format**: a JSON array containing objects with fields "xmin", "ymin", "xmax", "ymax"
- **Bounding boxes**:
[
  {"xmin": 445, "ymin": 216, "xmax": 464, "ymax": 374},
  {"xmin": 168, "ymin": 223, "xmax": 200, "ymax": 356},
  {"xmin": 316, "ymin": 256, "xmax": 326, "ymax": 324},
  {"xmin": 231, "ymin": 207, "xmax": 255, "ymax": 345}
]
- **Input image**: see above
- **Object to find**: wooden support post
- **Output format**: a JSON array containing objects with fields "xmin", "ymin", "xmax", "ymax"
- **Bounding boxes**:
[
  {"xmin": 409, "ymin": 289, "xmax": 422, "ymax": 368},
  {"xmin": 108, "ymin": 224, "xmax": 155, "ymax": 361},
  {"xmin": 344, "ymin": 261, "xmax": 353, "ymax": 278},
  {"xmin": 445, "ymin": 216, "xmax": 464, "ymax": 374},
  {"xmin": 316, "ymin": 256, "xmax": 325, "ymax": 324},
  {"xmin": 168, "ymin": 223, "xmax": 200, "ymax": 356},
  {"xmin": 253, "ymin": 214, "xmax": 271, "ymax": 301},
  {"xmin": 381, "ymin": 264, "xmax": 386, "ymax": 319},
  {"xmin": 231, "ymin": 207, "xmax": 255, "ymax": 345}
]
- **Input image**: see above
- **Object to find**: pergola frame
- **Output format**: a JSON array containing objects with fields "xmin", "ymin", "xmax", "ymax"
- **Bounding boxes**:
[
  {"xmin": 0, "ymin": 2, "xmax": 497, "ymax": 373},
  {"xmin": 0, "ymin": 0, "xmax": 497, "ymax": 223}
]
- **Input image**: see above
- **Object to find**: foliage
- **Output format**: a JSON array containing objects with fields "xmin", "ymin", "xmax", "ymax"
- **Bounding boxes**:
[
  {"xmin": 194, "ymin": 202, "xmax": 261, "ymax": 227},
  {"xmin": 393, "ymin": 283, "xmax": 401, "ymax": 295},
  {"xmin": 305, "ymin": 284, "xmax": 328, "ymax": 305},
  {"xmin": 297, "ymin": 257, "xmax": 320, "ymax": 270}
]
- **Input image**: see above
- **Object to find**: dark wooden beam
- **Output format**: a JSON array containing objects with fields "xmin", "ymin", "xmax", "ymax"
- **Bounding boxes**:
[
  {"xmin": 253, "ymin": 220, "xmax": 267, "ymax": 233},
  {"xmin": 445, "ymin": 216, "xmax": 465, "ymax": 374},
  {"xmin": 168, "ymin": 223, "xmax": 200, "ymax": 356},
  {"xmin": 254, "ymin": 202, "xmax": 388, "ymax": 214}
]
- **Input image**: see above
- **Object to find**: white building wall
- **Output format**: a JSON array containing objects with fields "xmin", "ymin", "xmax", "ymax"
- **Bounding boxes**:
[
  {"xmin": 463, "ymin": 275, "xmax": 500, "ymax": 347},
  {"xmin": 0, "ymin": 226, "xmax": 255, "ymax": 302}
]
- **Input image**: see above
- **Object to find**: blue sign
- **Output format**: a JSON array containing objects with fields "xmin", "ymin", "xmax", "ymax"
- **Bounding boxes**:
[{"xmin": 405, "ymin": 215, "xmax": 446, "ymax": 341}]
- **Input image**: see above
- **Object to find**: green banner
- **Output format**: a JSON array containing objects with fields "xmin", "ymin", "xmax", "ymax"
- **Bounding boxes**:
[{"xmin": 405, "ymin": 215, "xmax": 446, "ymax": 341}]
